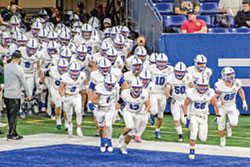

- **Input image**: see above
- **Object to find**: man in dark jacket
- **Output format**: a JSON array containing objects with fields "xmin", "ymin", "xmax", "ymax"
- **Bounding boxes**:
[{"xmin": 236, "ymin": 1, "xmax": 250, "ymax": 27}]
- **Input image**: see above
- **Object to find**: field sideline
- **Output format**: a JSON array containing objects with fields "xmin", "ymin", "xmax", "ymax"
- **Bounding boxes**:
[{"xmin": 0, "ymin": 114, "xmax": 250, "ymax": 147}]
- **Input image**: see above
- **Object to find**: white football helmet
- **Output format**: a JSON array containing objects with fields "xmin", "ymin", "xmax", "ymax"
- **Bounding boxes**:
[
  {"xmin": 174, "ymin": 62, "xmax": 187, "ymax": 80},
  {"xmin": 104, "ymin": 74, "xmax": 117, "ymax": 91},
  {"xmin": 140, "ymin": 69, "xmax": 152, "ymax": 88},
  {"xmin": 98, "ymin": 57, "xmax": 111, "ymax": 76},
  {"xmin": 73, "ymin": 21, "xmax": 83, "ymax": 28},
  {"xmin": 156, "ymin": 53, "xmax": 168, "ymax": 70},
  {"xmin": 195, "ymin": 76, "xmax": 208, "ymax": 94},
  {"xmin": 150, "ymin": 53, "xmax": 157, "ymax": 65},
  {"xmin": 38, "ymin": 29, "xmax": 48, "ymax": 44},
  {"xmin": 130, "ymin": 79, "xmax": 143, "ymax": 96},
  {"xmin": 31, "ymin": 21, "xmax": 43, "ymax": 37},
  {"xmin": 106, "ymin": 46, "xmax": 118, "ymax": 64},
  {"xmin": 132, "ymin": 57, "xmax": 143, "ymax": 73},
  {"xmin": 120, "ymin": 26, "xmax": 130, "ymax": 39},
  {"xmin": 69, "ymin": 61, "xmax": 80, "ymax": 79},
  {"xmin": 135, "ymin": 46, "xmax": 147, "ymax": 63},
  {"xmin": 60, "ymin": 46, "xmax": 72, "ymax": 62},
  {"xmin": 76, "ymin": 45, "xmax": 88, "ymax": 61},
  {"xmin": 113, "ymin": 34, "xmax": 125, "ymax": 50},
  {"xmin": 81, "ymin": 24, "xmax": 93, "ymax": 40},
  {"xmin": 47, "ymin": 31, "xmax": 58, "ymax": 42},
  {"xmin": 9, "ymin": 15, "xmax": 21, "ymax": 28},
  {"xmin": 57, "ymin": 58, "xmax": 69, "ymax": 75},
  {"xmin": 68, "ymin": 42, "xmax": 78, "ymax": 55},
  {"xmin": 194, "ymin": 54, "xmax": 207, "ymax": 71},
  {"xmin": 110, "ymin": 27, "xmax": 120, "ymax": 40},
  {"xmin": 221, "ymin": 67, "xmax": 235, "ymax": 82},
  {"xmin": 71, "ymin": 27, "xmax": 81, "ymax": 37},
  {"xmin": 2, "ymin": 32, "xmax": 12, "ymax": 46},
  {"xmin": 26, "ymin": 39, "xmax": 38, "ymax": 56},
  {"xmin": 88, "ymin": 17, "xmax": 100, "ymax": 30},
  {"xmin": 100, "ymin": 41, "xmax": 110, "ymax": 56},
  {"xmin": 104, "ymin": 28, "xmax": 111, "ymax": 39},
  {"xmin": 16, "ymin": 34, "xmax": 28, "ymax": 47},
  {"xmin": 59, "ymin": 31, "xmax": 71, "ymax": 46},
  {"xmin": 47, "ymin": 41, "xmax": 58, "ymax": 56}
]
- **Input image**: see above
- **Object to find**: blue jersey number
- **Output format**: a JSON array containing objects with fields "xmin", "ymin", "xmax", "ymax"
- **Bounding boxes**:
[
  {"xmin": 129, "ymin": 104, "xmax": 140, "ymax": 110},
  {"xmin": 25, "ymin": 62, "xmax": 30, "ymax": 68},
  {"xmin": 174, "ymin": 86, "xmax": 186, "ymax": 94},
  {"xmin": 224, "ymin": 93, "xmax": 235, "ymax": 101},
  {"xmin": 106, "ymin": 97, "xmax": 110, "ymax": 104},
  {"xmin": 55, "ymin": 80, "xmax": 60, "ymax": 86},
  {"xmin": 155, "ymin": 76, "xmax": 165, "ymax": 86},
  {"xmin": 87, "ymin": 46, "xmax": 92, "ymax": 55},
  {"xmin": 194, "ymin": 102, "xmax": 206, "ymax": 109},
  {"xmin": 70, "ymin": 86, "xmax": 77, "ymax": 93}
]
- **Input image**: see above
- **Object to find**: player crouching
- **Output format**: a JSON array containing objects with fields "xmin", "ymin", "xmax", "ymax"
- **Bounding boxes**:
[
  {"xmin": 93, "ymin": 74, "xmax": 120, "ymax": 152},
  {"xmin": 183, "ymin": 76, "xmax": 219, "ymax": 160},
  {"xmin": 118, "ymin": 79, "xmax": 150, "ymax": 154}
]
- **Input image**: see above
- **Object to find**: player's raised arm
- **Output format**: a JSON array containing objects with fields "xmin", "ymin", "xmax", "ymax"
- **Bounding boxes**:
[{"xmin": 238, "ymin": 88, "xmax": 248, "ymax": 111}]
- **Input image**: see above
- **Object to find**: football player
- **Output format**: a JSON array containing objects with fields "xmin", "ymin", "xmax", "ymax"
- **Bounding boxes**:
[
  {"xmin": 165, "ymin": 62, "xmax": 194, "ymax": 142},
  {"xmin": 215, "ymin": 67, "xmax": 248, "ymax": 147},
  {"xmin": 183, "ymin": 76, "xmax": 219, "ymax": 160}
]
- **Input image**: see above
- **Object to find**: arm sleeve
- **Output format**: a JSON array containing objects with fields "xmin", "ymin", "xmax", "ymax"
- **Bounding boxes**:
[
  {"xmin": 180, "ymin": 22, "xmax": 187, "ymax": 31},
  {"xmin": 17, "ymin": 67, "xmax": 31, "ymax": 97},
  {"xmin": 89, "ymin": 82, "xmax": 96, "ymax": 91},
  {"xmin": 118, "ymin": 77, "xmax": 125, "ymax": 85}
]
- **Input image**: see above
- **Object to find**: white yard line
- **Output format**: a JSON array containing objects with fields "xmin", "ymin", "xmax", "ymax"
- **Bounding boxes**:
[{"xmin": 0, "ymin": 133, "xmax": 250, "ymax": 158}]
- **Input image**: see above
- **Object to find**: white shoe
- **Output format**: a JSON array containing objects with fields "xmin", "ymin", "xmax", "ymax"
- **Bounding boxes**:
[
  {"xmin": 120, "ymin": 145, "xmax": 127, "ymax": 154},
  {"xmin": 227, "ymin": 122, "xmax": 232, "ymax": 137},
  {"xmin": 68, "ymin": 123, "xmax": 73, "ymax": 137},
  {"xmin": 220, "ymin": 137, "xmax": 226, "ymax": 147},
  {"xmin": 64, "ymin": 120, "xmax": 69, "ymax": 130},
  {"xmin": 108, "ymin": 146, "xmax": 113, "ymax": 152},
  {"xmin": 0, "ymin": 122, "xmax": 7, "ymax": 127},
  {"xmin": 118, "ymin": 135, "xmax": 125, "ymax": 148},
  {"xmin": 100, "ymin": 146, "xmax": 106, "ymax": 152},
  {"xmin": 189, "ymin": 154, "xmax": 195, "ymax": 160},
  {"xmin": 77, "ymin": 127, "xmax": 83, "ymax": 137},
  {"xmin": 50, "ymin": 115, "xmax": 56, "ymax": 120}
]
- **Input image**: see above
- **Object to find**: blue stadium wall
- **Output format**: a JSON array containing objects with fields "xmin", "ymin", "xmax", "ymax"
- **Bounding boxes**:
[{"xmin": 159, "ymin": 34, "xmax": 250, "ymax": 114}]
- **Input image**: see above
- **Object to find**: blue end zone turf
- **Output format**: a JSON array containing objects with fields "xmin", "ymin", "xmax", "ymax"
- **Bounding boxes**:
[{"xmin": 0, "ymin": 144, "xmax": 249, "ymax": 167}]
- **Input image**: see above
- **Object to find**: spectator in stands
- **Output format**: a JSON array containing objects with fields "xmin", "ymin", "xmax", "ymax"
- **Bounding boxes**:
[
  {"xmin": 50, "ymin": 7, "xmax": 63, "ymax": 25},
  {"xmin": 7, "ymin": 0, "xmax": 21, "ymax": 13},
  {"xmin": 218, "ymin": 0, "xmax": 242, "ymax": 17},
  {"xmin": 174, "ymin": 0, "xmax": 200, "ymax": 15},
  {"xmin": 181, "ymin": 9, "xmax": 207, "ymax": 33},
  {"xmin": 103, "ymin": 3, "xmax": 116, "ymax": 26},
  {"xmin": 236, "ymin": 1, "xmax": 250, "ymax": 27},
  {"xmin": 0, "ymin": 15, "xmax": 8, "ymax": 25},
  {"xmin": 130, "ymin": 37, "xmax": 152, "ymax": 55},
  {"xmin": 76, "ymin": 2, "xmax": 90, "ymax": 23}
]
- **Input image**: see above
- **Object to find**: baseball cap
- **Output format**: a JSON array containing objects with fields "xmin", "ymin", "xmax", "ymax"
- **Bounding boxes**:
[
  {"xmin": 103, "ymin": 18, "xmax": 111, "ymax": 24},
  {"xmin": 12, "ymin": 50, "xmax": 22, "ymax": 59}
]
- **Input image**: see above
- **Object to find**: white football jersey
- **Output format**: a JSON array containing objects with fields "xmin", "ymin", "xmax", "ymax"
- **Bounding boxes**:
[
  {"xmin": 115, "ymin": 47, "xmax": 129, "ymax": 63},
  {"xmin": 166, "ymin": 73, "xmax": 193, "ymax": 102},
  {"xmin": 39, "ymin": 50, "xmax": 53, "ymax": 72},
  {"xmin": 144, "ymin": 82, "xmax": 154, "ymax": 96},
  {"xmin": 187, "ymin": 88, "xmax": 215, "ymax": 116},
  {"xmin": 149, "ymin": 64, "xmax": 174, "ymax": 94},
  {"xmin": 46, "ymin": 66, "xmax": 62, "ymax": 90},
  {"xmin": 215, "ymin": 79, "xmax": 242, "ymax": 106},
  {"xmin": 73, "ymin": 35, "xmax": 100, "ymax": 56},
  {"xmin": 111, "ymin": 56, "xmax": 124, "ymax": 69},
  {"xmin": 121, "ymin": 89, "xmax": 149, "ymax": 113},
  {"xmin": 187, "ymin": 66, "xmax": 212, "ymax": 82},
  {"xmin": 75, "ymin": 54, "xmax": 92, "ymax": 71},
  {"xmin": 19, "ymin": 47, "xmax": 39, "ymax": 74},
  {"xmin": 61, "ymin": 72, "xmax": 86, "ymax": 95},
  {"xmin": 92, "ymin": 52, "xmax": 103, "ymax": 64},
  {"xmin": 124, "ymin": 71, "xmax": 140, "ymax": 86},
  {"xmin": 90, "ymin": 68, "xmax": 122, "ymax": 87},
  {"xmin": 0, "ymin": 45, "xmax": 11, "ymax": 62},
  {"xmin": 95, "ymin": 83, "xmax": 119, "ymax": 107}
]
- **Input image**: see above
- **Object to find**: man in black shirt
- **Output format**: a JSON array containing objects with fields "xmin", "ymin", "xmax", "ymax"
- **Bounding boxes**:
[{"xmin": 236, "ymin": 1, "xmax": 250, "ymax": 28}]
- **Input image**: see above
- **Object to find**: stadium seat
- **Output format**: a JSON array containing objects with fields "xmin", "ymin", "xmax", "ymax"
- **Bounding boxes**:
[
  {"xmin": 200, "ymin": 3, "xmax": 218, "ymax": 15},
  {"xmin": 200, "ymin": 0, "xmax": 219, "ymax": 3},
  {"xmin": 208, "ymin": 28, "xmax": 229, "ymax": 33},
  {"xmin": 152, "ymin": 0, "xmax": 175, "ymax": 2},
  {"xmin": 163, "ymin": 15, "xmax": 187, "ymax": 28},
  {"xmin": 228, "ymin": 16, "xmax": 236, "ymax": 28},
  {"xmin": 230, "ymin": 28, "xmax": 250, "ymax": 33},
  {"xmin": 155, "ymin": 3, "xmax": 174, "ymax": 15},
  {"xmin": 197, "ymin": 15, "xmax": 212, "ymax": 27}
]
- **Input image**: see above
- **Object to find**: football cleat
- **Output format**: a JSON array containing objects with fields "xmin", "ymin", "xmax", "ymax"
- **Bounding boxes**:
[
  {"xmin": 178, "ymin": 135, "xmax": 183, "ymax": 142},
  {"xmin": 64, "ymin": 120, "xmax": 69, "ymax": 130},
  {"xmin": 220, "ymin": 137, "xmax": 226, "ymax": 147},
  {"xmin": 189, "ymin": 149, "xmax": 195, "ymax": 160},
  {"xmin": 150, "ymin": 114, "xmax": 155, "ymax": 125},
  {"xmin": 134, "ymin": 136, "xmax": 142, "ymax": 143},
  {"xmin": 120, "ymin": 145, "xmax": 128, "ymax": 155},
  {"xmin": 100, "ymin": 138, "xmax": 107, "ymax": 152},
  {"xmin": 68, "ymin": 123, "xmax": 73, "ymax": 137},
  {"xmin": 227, "ymin": 122, "xmax": 232, "ymax": 137},
  {"xmin": 155, "ymin": 131, "xmax": 161, "ymax": 139},
  {"xmin": 56, "ymin": 124, "xmax": 62, "ymax": 130},
  {"xmin": 107, "ymin": 139, "xmax": 113, "ymax": 152},
  {"xmin": 77, "ymin": 127, "xmax": 83, "ymax": 137}
]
